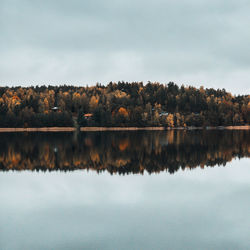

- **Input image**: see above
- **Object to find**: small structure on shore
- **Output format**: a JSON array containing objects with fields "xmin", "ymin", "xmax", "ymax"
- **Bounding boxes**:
[
  {"xmin": 84, "ymin": 113, "xmax": 93, "ymax": 120},
  {"xmin": 159, "ymin": 112, "xmax": 168, "ymax": 117},
  {"xmin": 51, "ymin": 107, "xmax": 59, "ymax": 112}
]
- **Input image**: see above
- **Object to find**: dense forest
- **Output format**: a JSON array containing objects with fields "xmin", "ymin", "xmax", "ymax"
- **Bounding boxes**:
[{"xmin": 0, "ymin": 82, "xmax": 249, "ymax": 127}]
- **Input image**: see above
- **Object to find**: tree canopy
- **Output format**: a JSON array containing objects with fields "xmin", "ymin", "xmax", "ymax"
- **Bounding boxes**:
[{"xmin": 0, "ymin": 82, "xmax": 249, "ymax": 127}]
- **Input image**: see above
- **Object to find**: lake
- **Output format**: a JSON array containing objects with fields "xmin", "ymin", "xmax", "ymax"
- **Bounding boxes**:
[{"xmin": 0, "ymin": 130, "xmax": 249, "ymax": 250}]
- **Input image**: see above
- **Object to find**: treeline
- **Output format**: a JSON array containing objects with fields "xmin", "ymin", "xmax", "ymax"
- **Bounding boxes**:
[
  {"xmin": 0, "ymin": 82, "xmax": 249, "ymax": 127},
  {"xmin": 0, "ymin": 130, "xmax": 249, "ymax": 174}
]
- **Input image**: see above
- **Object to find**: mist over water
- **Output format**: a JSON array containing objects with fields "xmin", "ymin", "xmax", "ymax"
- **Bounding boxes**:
[{"xmin": 0, "ymin": 130, "xmax": 249, "ymax": 250}]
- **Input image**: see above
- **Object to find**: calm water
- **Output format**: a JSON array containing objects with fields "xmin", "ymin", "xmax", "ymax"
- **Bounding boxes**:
[{"xmin": 0, "ymin": 130, "xmax": 249, "ymax": 250}]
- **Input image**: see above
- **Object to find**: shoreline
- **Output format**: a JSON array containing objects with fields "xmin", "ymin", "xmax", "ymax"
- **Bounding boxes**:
[{"xmin": 0, "ymin": 125, "xmax": 249, "ymax": 132}]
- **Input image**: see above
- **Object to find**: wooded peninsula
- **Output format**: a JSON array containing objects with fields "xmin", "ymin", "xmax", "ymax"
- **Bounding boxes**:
[{"xmin": 0, "ymin": 82, "xmax": 249, "ymax": 128}]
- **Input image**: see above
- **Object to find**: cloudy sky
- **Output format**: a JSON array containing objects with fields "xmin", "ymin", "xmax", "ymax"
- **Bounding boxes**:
[{"xmin": 0, "ymin": 0, "xmax": 249, "ymax": 94}]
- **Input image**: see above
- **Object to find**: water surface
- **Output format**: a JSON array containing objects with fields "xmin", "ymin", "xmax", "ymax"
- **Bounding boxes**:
[{"xmin": 0, "ymin": 130, "xmax": 249, "ymax": 250}]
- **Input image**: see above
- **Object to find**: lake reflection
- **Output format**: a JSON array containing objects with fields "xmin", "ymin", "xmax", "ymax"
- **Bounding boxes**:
[
  {"xmin": 0, "ymin": 131, "xmax": 249, "ymax": 250},
  {"xmin": 0, "ymin": 130, "xmax": 249, "ymax": 174}
]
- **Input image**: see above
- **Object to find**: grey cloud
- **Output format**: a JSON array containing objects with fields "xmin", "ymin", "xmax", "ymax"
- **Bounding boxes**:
[{"xmin": 0, "ymin": 0, "xmax": 250, "ymax": 93}]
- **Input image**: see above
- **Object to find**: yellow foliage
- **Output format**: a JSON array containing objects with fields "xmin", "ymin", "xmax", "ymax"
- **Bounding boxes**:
[
  {"xmin": 166, "ymin": 114, "xmax": 174, "ymax": 127},
  {"xmin": 89, "ymin": 96, "xmax": 99, "ymax": 110},
  {"xmin": 114, "ymin": 90, "xmax": 128, "ymax": 98},
  {"xmin": 90, "ymin": 151, "xmax": 100, "ymax": 163}
]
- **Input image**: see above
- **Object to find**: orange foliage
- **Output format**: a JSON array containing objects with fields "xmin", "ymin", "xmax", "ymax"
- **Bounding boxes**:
[
  {"xmin": 118, "ymin": 139, "xmax": 129, "ymax": 151},
  {"xmin": 118, "ymin": 107, "xmax": 129, "ymax": 117},
  {"xmin": 12, "ymin": 95, "xmax": 20, "ymax": 101}
]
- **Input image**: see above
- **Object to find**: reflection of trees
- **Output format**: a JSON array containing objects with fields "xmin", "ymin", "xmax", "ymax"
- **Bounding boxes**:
[{"xmin": 0, "ymin": 130, "xmax": 249, "ymax": 175}]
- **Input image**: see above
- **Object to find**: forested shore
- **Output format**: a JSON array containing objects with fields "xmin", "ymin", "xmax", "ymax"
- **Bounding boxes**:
[{"xmin": 0, "ymin": 82, "xmax": 249, "ymax": 128}]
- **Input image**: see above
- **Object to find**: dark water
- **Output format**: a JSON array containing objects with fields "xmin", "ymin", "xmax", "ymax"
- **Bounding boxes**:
[{"xmin": 0, "ymin": 130, "xmax": 249, "ymax": 250}]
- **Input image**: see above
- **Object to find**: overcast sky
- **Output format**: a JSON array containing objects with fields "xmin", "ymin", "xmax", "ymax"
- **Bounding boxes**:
[{"xmin": 0, "ymin": 0, "xmax": 249, "ymax": 94}]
